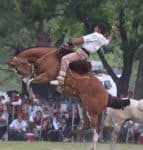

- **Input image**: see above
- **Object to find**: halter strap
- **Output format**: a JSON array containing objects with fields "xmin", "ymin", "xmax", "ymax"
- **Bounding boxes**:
[{"xmin": 14, "ymin": 56, "xmax": 35, "ymax": 77}]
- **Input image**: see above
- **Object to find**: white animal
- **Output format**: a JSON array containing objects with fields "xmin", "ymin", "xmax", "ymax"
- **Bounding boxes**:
[{"xmin": 104, "ymin": 98, "xmax": 143, "ymax": 150}]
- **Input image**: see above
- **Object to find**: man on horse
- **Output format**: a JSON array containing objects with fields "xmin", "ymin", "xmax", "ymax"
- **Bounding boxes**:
[{"xmin": 50, "ymin": 24, "xmax": 116, "ymax": 86}]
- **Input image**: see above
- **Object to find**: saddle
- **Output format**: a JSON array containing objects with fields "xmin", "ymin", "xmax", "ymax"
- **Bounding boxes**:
[{"xmin": 56, "ymin": 47, "xmax": 92, "ymax": 74}]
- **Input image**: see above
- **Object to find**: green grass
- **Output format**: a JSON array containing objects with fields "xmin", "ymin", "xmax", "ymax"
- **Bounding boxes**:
[{"xmin": 0, "ymin": 142, "xmax": 142, "ymax": 150}]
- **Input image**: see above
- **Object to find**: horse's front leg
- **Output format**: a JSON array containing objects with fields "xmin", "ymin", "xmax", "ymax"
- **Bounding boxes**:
[
  {"xmin": 110, "ymin": 124, "xmax": 121, "ymax": 150},
  {"xmin": 26, "ymin": 73, "xmax": 50, "ymax": 102},
  {"xmin": 26, "ymin": 78, "xmax": 38, "ymax": 102},
  {"xmin": 22, "ymin": 77, "xmax": 37, "ymax": 102},
  {"xmin": 30, "ymin": 73, "xmax": 50, "ymax": 84}
]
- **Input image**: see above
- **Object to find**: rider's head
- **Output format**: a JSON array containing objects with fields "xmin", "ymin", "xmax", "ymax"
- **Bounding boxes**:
[{"xmin": 94, "ymin": 23, "xmax": 106, "ymax": 34}]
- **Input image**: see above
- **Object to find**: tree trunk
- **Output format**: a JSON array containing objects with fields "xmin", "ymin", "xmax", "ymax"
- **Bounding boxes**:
[
  {"xmin": 118, "ymin": 52, "xmax": 134, "ymax": 96},
  {"xmin": 97, "ymin": 50, "xmax": 134, "ymax": 96},
  {"xmin": 134, "ymin": 50, "xmax": 143, "ymax": 99},
  {"xmin": 36, "ymin": 20, "xmax": 52, "ymax": 47}
]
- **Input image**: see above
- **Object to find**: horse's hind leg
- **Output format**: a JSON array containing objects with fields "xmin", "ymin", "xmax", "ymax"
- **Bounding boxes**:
[
  {"xmin": 87, "ymin": 114, "xmax": 99, "ymax": 150},
  {"xmin": 90, "ymin": 128, "xmax": 99, "ymax": 150},
  {"xmin": 110, "ymin": 125, "xmax": 121, "ymax": 150}
]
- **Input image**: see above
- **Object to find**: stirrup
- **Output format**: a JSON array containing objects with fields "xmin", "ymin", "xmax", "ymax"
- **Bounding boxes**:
[
  {"xmin": 57, "ymin": 76, "xmax": 65, "ymax": 81},
  {"xmin": 50, "ymin": 80, "xmax": 60, "ymax": 86},
  {"xmin": 59, "ymin": 71, "xmax": 66, "ymax": 76}
]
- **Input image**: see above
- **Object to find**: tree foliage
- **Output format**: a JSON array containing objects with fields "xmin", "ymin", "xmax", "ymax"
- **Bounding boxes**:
[{"xmin": 0, "ymin": 0, "xmax": 143, "ymax": 97}]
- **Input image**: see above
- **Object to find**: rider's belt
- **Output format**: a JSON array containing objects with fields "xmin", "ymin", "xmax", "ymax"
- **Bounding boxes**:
[{"xmin": 81, "ymin": 48, "xmax": 90, "ymax": 56}]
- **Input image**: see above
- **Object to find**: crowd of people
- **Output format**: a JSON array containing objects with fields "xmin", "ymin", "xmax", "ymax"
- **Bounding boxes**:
[
  {"xmin": 0, "ymin": 91, "xmax": 85, "ymax": 142},
  {"xmin": 0, "ymin": 90, "xmax": 143, "ymax": 144}
]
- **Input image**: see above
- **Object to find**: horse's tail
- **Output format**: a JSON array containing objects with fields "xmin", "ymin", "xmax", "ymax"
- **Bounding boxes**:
[{"xmin": 107, "ymin": 94, "xmax": 130, "ymax": 109}]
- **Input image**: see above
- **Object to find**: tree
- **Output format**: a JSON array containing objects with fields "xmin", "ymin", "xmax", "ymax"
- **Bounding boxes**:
[{"xmin": 63, "ymin": 0, "xmax": 143, "ymax": 97}]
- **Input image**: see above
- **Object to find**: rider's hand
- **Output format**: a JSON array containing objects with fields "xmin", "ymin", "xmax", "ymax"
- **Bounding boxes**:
[
  {"xmin": 62, "ymin": 41, "xmax": 74, "ymax": 49},
  {"xmin": 111, "ymin": 25, "xmax": 116, "ymax": 33}
]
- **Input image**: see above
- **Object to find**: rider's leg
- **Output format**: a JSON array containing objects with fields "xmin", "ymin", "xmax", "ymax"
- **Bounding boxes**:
[{"xmin": 50, "ymin": 48, "xmax": 88, "ymax": 85}]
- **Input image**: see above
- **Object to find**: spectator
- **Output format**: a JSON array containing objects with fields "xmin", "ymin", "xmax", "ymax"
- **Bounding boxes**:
[
  {"xmin": 0, "ymin": 95, "xmax": 9, "ymax": 105},
  {"xmin": 28, "ymin": 102, "xmax": 42, "ymax": 118},
  {"xmin": 67, "ymin": 107, "xmax": 81, "ymax": 129},
  {"xmin": 0, "ymin": 106, "xmax": 8, "ymax": 140},
  {"xmin": 8, "ymin": 113, "xmax": 28, "ymax": 141},
  {"xmin": 41, "ymin": 115, "xmax": 59, "ymax": 141},
  {"xmin": 60, "ymin": 116, "xmax": 72, "ymax": 142},
  {"xmin": 9, "ymin": 91, "xmax": 22, "ymax": 106},
  {"xmin": 7, "ymin": 91, "xmax": 22, "ymax": 124},
  {"xmin": 0, "ymin": 95, "xmax": 9, "ymax": 113},
  {"xmin": 47, "ymin": 99, "xmax": 55, "ymax": 116},
  {"xmin": 52, "ymin": 109, "xmax": 62, "ymax": 141},
  {"xmin": 29, "ymin": 110, "xmax": 43, "ymax": 139}
]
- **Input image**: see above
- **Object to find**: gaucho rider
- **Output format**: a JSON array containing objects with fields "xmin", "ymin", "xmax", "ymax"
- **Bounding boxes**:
[{"xmin": 50, "ymin": 24, "xmax": 116, "ymax": 86}]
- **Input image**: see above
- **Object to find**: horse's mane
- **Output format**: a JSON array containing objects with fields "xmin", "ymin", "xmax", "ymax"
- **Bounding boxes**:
[{"xmin": 14, "ymin": 46, "xmax": 92, "ymax": 75}]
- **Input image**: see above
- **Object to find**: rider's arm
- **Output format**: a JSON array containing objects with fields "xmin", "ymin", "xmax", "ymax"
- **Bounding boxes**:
[
  {"xmin": 69, "ymin": 37, "xmax": 84, "ymax": 46},
  {"xmin": 107, "ymin": 25, "xmax": 116, "ymax": 44}
]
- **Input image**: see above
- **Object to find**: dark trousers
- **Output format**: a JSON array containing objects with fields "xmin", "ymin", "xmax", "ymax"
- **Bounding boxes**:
[
  {"xmin": 8, "ymin": 130, "xmax": 27, "ymax": 141},
  {"xmin": 0, "ymin": 126, "xmax": 7, "ymax": 139}
]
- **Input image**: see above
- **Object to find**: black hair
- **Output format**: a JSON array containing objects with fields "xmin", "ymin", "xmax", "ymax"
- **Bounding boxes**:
[
  {"xmin": 96, "ymin": 24, "xmax": 106, "ymax": 34},
  {"xmin": 92, "ymin": 23, "xmax": 106, "ymax": 34}
]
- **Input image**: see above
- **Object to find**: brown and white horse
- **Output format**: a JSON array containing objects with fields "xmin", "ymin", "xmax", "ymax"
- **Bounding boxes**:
[{"xmin": 9, "ymin": 47, "xmax": 130, "ymax": 150}]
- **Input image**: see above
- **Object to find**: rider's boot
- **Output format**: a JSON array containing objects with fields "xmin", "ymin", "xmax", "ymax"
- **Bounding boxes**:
[{"xmin": 50, "ymin": 71, "xmax": 66, "ymax": 86}]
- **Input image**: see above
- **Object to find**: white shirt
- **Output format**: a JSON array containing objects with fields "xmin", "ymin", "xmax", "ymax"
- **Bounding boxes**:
[
  {"xmin": 28, "ymin": 105, "xmax": 42, "ymax": 117},
  {"xmin": 11, "ymin": 98, "xmax": 22, "ymax": 106},
  {"xmin": 0, "ymin": 98, "xmax": 10, "ymax": 105},
  {"xmin": 0, "ymin": 111, "xmax": 8, "ymax": 127},
  {"xmin": 82, "ymin": 32, "xmax": 109, "ymax": 53},
  {"xmin": 9, "ymin": 119, "xmax": 27, "ymax": 132},
  {"xmin": 53, "ymin": 117, "xmax": 61, "ymax": 130}
]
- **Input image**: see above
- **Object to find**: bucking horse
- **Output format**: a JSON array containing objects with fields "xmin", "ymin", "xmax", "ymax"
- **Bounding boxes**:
[{"xmin": 9, "ymin": 47, "xmax": 130, "ymax": 150}]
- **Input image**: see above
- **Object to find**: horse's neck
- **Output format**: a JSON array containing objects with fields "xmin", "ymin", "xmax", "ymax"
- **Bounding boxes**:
[
  {"xmin": 17, "ymin": 51, "xmax": 39, "ymax": 62},
  {"xmin": 17, "ymin": 47, "xmax": 56, "ymax": 62},
  {"xmin": 37, "ymin": 49, "xmax": 58, "ymax": 63}
]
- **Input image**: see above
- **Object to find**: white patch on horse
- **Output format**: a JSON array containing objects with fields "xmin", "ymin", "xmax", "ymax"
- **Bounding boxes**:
[
  {"xmin": 104, "ymin": 98, "xmax": 143, "ymax": 150},
  {"xmin": 22, "ymin": 76, "xmax": 32, "ymax": 84},
  {"xmin": 90, "ymin": 129, "xmax": 99, "ymax": 150},
  {"xmin": 86, "ymin": 112, "xmax": 91, "ymax": 122}
]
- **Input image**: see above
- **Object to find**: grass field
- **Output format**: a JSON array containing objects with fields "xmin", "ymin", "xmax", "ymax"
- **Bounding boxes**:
[{"xmin": 0, "ymin": 142, "xmax": 142, "ymax": 150}]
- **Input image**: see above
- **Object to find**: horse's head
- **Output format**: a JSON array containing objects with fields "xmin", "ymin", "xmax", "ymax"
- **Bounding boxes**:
[{"xmin": 8, "ymin": 57, "xmax": 33, "ymax": 77}]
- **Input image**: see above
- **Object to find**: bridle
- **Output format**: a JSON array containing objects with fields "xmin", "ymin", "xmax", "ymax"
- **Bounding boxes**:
[
  {"xmin": 13, "ymin": 56, "xmax": 31, "ymax": 66},
  {"xmin": 13, "ymin": 56, "xmax": 36, "ymax": 77}
]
